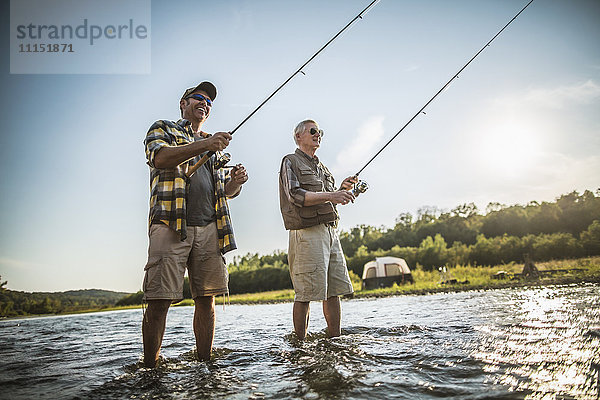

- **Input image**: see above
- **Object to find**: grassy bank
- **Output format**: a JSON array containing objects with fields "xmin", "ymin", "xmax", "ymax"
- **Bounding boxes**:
[
  {"xmin": 98, "ymin": 256, "xmax": 600, "ymax": 308},
  {"xmin": 352, "ymin": 256, "xmax": 600, "ymax": 299},
  {"xmin": 6, "ymin": 257, "xmax": 599, "ymax": 318},
  {"xmin": 204, "ymin": 256, "xmax": 600, "ymax": 305}
]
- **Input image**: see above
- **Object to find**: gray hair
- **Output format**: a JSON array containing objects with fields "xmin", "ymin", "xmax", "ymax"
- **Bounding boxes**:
[{"xmin": 293, "ymin": 119, "xmax": 317, "ymax": 145}]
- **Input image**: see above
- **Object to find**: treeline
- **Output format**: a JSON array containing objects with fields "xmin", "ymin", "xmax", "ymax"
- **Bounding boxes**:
[
  {"xmin": 344, "ymin": 227, "xmax": 599, "ymax": 276},
  {"xmin": 0, "ymin": 279, "xmax": 128, "ymax": 318},
  {"xmin": 340, "ymin": 189, "xmax": 600, "ymax": 274},
  {"xmin": 115, "ymin": 189, "xmax": 600, "ymax": 302},
  {"xmin": 341, "ymin": 190, "xmax": 600, "ymax": 255},
  {"xmin": 225, "ymin": 189, "xmax": 600, "ymax": 291},
  {"xmin": 229, "ymin": 251, "xmax": 291, "ymax": 294}
]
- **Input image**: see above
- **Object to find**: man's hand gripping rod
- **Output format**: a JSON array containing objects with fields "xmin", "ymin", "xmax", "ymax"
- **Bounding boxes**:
[{"xmin": 186, "ymin": 0, "xmax": 380, "ymax": 178}]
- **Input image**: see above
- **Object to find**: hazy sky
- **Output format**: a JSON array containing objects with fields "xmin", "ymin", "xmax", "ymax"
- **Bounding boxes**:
[{"xmin": 1, "ymin": 0, "xmax": 599, "ymax": 293}]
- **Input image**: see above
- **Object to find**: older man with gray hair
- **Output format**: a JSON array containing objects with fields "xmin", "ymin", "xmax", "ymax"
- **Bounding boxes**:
[{"xmin": 278, "ymin": 119, "xmax": 357, "ymax": 339}]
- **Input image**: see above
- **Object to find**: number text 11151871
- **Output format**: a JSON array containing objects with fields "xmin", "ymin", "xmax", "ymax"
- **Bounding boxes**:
[{"xmin": 19, "ymin": 43, "xmax": 74, "ymax": 53}]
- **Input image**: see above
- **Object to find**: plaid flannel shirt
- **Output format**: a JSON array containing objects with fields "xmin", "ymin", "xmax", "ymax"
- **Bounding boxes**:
[{"xmin": 144, "ymin": 119, "xmax": 238, "ymax": 254}]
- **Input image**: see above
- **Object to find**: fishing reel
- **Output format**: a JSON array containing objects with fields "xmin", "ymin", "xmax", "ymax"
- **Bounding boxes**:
[
  {"xmin": 351, "ymin": 180, "xmax": 369, "ymax": 198},
  {"xmin": 214, "ymin": 152, "xmax": 232, "ymax": 169}
]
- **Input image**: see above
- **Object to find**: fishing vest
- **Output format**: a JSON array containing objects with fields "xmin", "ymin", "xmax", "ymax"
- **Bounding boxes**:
[{"xmin": 279, "ymin": 150, "xmax": 339, "ymax": 230}]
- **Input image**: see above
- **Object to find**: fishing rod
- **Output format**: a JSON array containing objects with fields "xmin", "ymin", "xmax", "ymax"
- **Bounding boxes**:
[
  {"xmin": 350, "ymin": 0, "xmax": 535, "ymax": 198},
  {"xmin": 187, "ymin": 0, "xmax": 381, "ymax": 177}
]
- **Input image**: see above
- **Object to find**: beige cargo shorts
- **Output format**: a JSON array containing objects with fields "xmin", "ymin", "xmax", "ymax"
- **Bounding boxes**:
[
  {"xmin": 288, "ymin": 224, "xmax": 354, "ymax": 302},
  {"xmin": 143, "ymin": 222, "xmax": 228, "ymax": 302}
]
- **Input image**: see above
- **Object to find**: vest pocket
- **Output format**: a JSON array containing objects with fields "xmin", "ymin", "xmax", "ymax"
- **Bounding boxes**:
[
  {"xmin": 298, "ymin": 204, "xmax": 335, "ymax": 218},
  {"xmin": 297, "ymin": 167, "xmax": 323, "ymax": 191},
  {"xmin": 299, "ymin": 207, "xmax": 318, "ymax": 218}
]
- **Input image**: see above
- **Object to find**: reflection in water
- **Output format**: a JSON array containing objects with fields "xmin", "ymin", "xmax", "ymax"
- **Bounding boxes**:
[
  {"xmin": 473, "ymin": 285, "xmax": 600, "ymax": 399},
  {"xmin": 0, "ymin": 284, "xmax": 598, "ymax": 399}
]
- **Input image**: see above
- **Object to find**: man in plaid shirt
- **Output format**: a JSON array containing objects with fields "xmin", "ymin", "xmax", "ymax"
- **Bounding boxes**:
[{"xmin": 142, "ymin": 81, "xmax": 248, "ymax": 367}]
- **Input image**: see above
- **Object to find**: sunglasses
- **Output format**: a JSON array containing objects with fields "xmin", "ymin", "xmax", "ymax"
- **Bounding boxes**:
[
  {"xmin": 187, "ymin": 93, "xmax": 212, "ymax": 107},
  {"xmin": 310, "ymin": 127, "xmax": 324, "ymax": 137}
]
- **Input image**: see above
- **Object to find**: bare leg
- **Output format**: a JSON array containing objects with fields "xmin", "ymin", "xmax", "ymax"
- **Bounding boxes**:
[
  {"xmin": 193, "ymin": 296, "xmax": 215, "ymax": 361},
  {"xmin": 293, "ymin": 301, "xmax": 310, "ymax": 340},
  {"xmin": 323, "ymin": 296, "xmax": 341, "ymax": 337},
  {"xmin": 142, "ymin": 299, "xmax": 171, "ymax": 368}
]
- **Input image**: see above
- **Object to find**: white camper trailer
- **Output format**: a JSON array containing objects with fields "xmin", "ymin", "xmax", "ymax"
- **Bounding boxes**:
[{"xmin": 362, "ymin": 257, "xmax": 413, "ymax": 290}]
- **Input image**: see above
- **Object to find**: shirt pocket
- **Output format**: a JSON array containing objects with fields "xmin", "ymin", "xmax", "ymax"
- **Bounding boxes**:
[{"xmin": 171, "ymin": 130, "xmax": 192, "ymax": 146}]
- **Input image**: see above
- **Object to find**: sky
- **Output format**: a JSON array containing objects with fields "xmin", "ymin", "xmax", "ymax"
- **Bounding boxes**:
[{"xmin": 1, "ymin": 0, "xmax": 598, "ymax": 293}]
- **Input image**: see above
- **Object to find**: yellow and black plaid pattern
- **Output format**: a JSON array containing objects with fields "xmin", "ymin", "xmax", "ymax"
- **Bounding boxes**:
[{"xmin": 144, "ymin": 119, "xmax": 237, "ymax": 254}]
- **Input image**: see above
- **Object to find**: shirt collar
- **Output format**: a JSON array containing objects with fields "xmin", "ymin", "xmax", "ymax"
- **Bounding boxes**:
[
  {"xmin": 295, "ymin": 148, "xmax": 319, "ymax": 165},
  {"xmin": 177, "ymin": 118, "xmax": 191, "ymax": 128},
  {"xmin": 177, "ymin": 119, "xmax": 208, "ymax": 137}
]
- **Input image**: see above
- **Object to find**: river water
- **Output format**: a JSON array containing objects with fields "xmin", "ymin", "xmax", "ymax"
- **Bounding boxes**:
[{"xmin": 0, "ymin": 284, "xmax": 599, "ymax": 399}]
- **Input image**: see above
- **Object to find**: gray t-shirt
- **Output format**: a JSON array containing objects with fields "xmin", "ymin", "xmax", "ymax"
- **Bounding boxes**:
[{"xmin": 187, "ymin": 152, "xmax": 217, "ymax": 226}]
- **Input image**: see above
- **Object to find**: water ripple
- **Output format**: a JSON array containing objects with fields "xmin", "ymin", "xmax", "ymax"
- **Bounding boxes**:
[{"xmin": 0, "ymin": 284, "xmax": 598, "ymax": 399}]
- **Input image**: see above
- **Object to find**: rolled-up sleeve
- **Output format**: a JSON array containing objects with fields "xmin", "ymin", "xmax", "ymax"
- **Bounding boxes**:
[
  {"xmin": 280, "ymin": 158, "xmax": 307, "ymax": 207},
  {"xmin": 144, "ymin": 122, "xmax": 171, "ymax": 168}
]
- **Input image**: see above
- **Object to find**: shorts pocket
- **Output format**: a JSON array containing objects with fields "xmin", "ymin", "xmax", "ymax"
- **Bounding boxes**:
[
  {"xmin": 143, "ymin": 255, "xmax": 162, "ymax": 294},
  {"xmin": 292, "ymin": 263, "xmax": 317, "ymax": 300},
  {"xmin": 294, "ymin": 263, "xmax": 317, "ymax": 275},
  {"xmin": 144, "ymin": 255, "xmax": 162, "ymax": 271}
]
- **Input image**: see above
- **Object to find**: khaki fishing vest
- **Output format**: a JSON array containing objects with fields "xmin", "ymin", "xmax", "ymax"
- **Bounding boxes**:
[{"xmin": 279, "ymin": 150, "xmax": 339, "ymax": 230}]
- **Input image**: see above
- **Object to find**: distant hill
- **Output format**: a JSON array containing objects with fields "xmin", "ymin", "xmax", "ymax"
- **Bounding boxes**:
[
  {"xmin": 0, "ymin": 287, "xmax": 132, "ymax": 318},
  {"xmin": 62, "ymin": 289, "xmax": 130, "ymax": 301}
]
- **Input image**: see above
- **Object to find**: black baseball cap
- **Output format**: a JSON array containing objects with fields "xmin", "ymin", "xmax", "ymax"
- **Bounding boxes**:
[{"xmin": 181, "ymin": 81, "xmax": 217, "ymax": 101}]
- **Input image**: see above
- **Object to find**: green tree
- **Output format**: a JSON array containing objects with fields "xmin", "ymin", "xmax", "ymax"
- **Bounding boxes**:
[
  {"xmin": 581, "ymin": 220, "xmax": 600, "ymax": 256},
  {"xmin": 116, "ymin": 291, "xmax": 144, "ymax": 306},
  {"xmin": 469, "ymin": 234, "xmax": 502, "ymax": 266},
  {"xmin": 1, "ymin": 301, "xmax": 15, "ymax": 317},
  {"xmin": 345, "ymin": 245, "xmax": 374, "ymax": 276},
  {"xmin": 532, "ymin": 232, "xmax": 584, "ymax": 261},
  {"xmin": 416, "ymin": 234, "xmax": 449, "ymax": 271},
  {"xmin": 416, "ymin": 206, "xmax": 442, "ymax": 226},
  {"xmin": 481, "ymin": 206, "xmax": 529, "ymax": 238},
  {"xmin": 556, "ymin": 190, "xmax": 600, "ymax": 235},
  {"xmin": 395, "ymin": 212, "xmax": 413, "ymax": 228},
  {"xmin": 448, "ymin": 241, "xmax": 469, "ymax": 267},
  {"xmin": 339, "ymin": 225, "xmax": 384, "ymax": 257},
  {"xmin": 392, "ymin": 213, "xmax": 419, "ymax": 247},
  {"xmin": 528, "ymin": 202, "xmax": 561, "ymax": 234},
  {"xmin": 451, "ymin": 203, "xmax": 479, "ymax": 218}
]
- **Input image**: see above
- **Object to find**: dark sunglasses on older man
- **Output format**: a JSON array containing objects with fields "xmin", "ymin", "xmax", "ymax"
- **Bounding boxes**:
[
  {"xmin": 187, "ymin": 93, "xmax": 212, "ymax": 106},
  {"xmin": 310, "ymin": 127, "xmax": 324, "ymax": 137}
]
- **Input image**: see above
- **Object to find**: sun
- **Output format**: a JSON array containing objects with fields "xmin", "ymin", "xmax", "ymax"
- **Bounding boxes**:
[{"xmin": 476, "ymin": 119, "xmax": 541, "ymax": 176}]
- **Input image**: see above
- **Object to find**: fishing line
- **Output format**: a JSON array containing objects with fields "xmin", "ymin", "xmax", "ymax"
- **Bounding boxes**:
[
  {"xmin": 351, "ymin": 0, "xmax": 535, "ymax": 196},
  {"xmin": 187, "ymin": 0, "xmax": 381, "ymax": 177}
]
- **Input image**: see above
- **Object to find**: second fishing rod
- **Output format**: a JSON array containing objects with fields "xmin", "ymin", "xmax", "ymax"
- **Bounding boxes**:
[
  {"xmin": 186, "ymin": 0, "xmax": 380, "ymax": 178},
  {"xmin": 349, "ymin": 0, "xmax": 535, "ymax": 199}
]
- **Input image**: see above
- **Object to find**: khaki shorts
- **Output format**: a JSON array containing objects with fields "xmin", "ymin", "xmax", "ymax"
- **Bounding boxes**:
[
  {"xmin": 143, "ymin": 222, "xmax": 228, "ymax": 302},
  {"xmin": 288, "ymin": 224, "xmax": 354, "ymax": 302}
]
